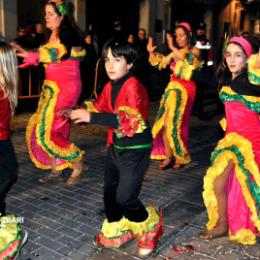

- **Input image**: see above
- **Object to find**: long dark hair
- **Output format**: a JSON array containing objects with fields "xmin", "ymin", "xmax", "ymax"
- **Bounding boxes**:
[
  {"xmin": 216, "ymin": 41, "xmax": 248, "ymax": 89},
  {"xmin": 45, "ymin": 2, "xmax": 82, "ymax": 44}
]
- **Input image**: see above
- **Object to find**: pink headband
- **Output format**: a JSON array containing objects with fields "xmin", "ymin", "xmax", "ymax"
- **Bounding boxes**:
[
  {"xmin": 228, "ymin": 36, "xmax": 252, "ymax": 58},
  {"xmin": 178, "ymin": 22, "xmax": 191, "ymax": 32}
]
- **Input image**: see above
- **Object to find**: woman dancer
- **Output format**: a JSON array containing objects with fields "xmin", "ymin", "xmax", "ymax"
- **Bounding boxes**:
[
  {"xmin": 12, "ymin": 0, "xmax": 86, "ymax": 185},
  {"xmin": 148, "ymin": 22, "xmax": 201, "ymax": 170},
  {"xmin": 200, "ymin": 36, "xmax": 260, "ymax": 245}
]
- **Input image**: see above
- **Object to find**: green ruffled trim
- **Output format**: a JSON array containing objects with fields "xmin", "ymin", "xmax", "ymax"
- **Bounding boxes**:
[
  {"xmin": 211, "ymin": 146, "xmax": 260, "ymax": 217},
  {"xmin": 248, "ymin": 71, "xmax": 260, "ymax": 85},
  {"xmin": 219, "ymin": 91, "xmax": 260, "ymax": 113},
  {"xmin": 172, "ymin": 89, "xmax": 182, "ymax": 156},
  {"xmin": 39, "ymin": 84, "xmax": 81, "ymax": 160},
  {"xmin": 155, "ymin": 89, "xmax": 171, "ymax": 121},
  {"xmin": 155, "ymin": 88, "xmax": 183, "ymax": 156},
  {"xmin": 48, "ymin": 48, "xmax": 58, "ymax": 62}
]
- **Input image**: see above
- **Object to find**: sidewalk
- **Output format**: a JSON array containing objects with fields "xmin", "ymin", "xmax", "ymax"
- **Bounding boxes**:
[{"xmin": 7, "ymin": 101, "xmax": 260, "ymax": 260}]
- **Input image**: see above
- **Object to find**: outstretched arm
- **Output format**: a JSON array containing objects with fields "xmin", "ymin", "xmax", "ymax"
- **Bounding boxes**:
[
  {"xmin": 10, "ymin": 42, "xmax": 39, "ymax": 68},
  {"xmin": 10, "ymin": 42, "xmax": 28, "ymax": 58}
]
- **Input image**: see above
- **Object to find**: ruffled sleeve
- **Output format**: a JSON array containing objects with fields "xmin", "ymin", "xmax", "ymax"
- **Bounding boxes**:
[
  {"xmin": 248, "ymin": 54, "xmax": 260, "ymax": 86},
  {"xmin": 19, "ymin": 51, "xmax": 40, "ymax": 68},
  {"xmin": 39, "ymin": 43, "xmax": 67, "ymax": 63},
  {"xmin": 173, "ymin": 54, "xmax": 203, "ymax": 80},
  {"xmin": 114, "ymin": 106, "xmax": 147, "ymax": 138},
  {"xmin": 70, "ymin": 47, "xmax": 86, "ymax": 61},
  {"xmin": 149, "ymin": 52, "xmax": 173, "ymax": 70}
]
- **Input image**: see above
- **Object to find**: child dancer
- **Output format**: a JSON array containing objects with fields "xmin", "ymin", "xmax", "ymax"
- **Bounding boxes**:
[
  {"xmin": 70, "ymin": 39, "xmax": 163, "ymax": 257},
  {"xmin": 200, "ymin": 37, "xmax": 260, "ymax": 245},
  {"xmin": 0, "ymin": 41, "xmax": 27, "ymax": 259}
]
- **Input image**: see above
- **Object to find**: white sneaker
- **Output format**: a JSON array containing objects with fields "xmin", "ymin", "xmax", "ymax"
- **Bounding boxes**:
[{"xmin": 14, "ymin": 229, "xmax": 28, "ymax": 260}]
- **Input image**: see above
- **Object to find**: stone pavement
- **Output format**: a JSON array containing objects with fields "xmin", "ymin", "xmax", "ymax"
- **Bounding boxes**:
[{"xmin": 7, "ymin": 101, "xmax": 260, "ymax": 260}]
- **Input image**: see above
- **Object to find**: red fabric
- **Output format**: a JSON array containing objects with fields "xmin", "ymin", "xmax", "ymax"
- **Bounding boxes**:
[
  {"xmin": 28, "ymin": 59, "xmax": 82, "ymax": 169},
  {"xmin": 225, "ymin": 101, "xmax": 260, "ymax": 236},
  {"xmin": 95, "ymin": 231, "xmax": 134, "ymax": 248},
  {"xmin": 93, "ymin": 77, "xmax": 149, "ymax": 145},
  {"xmin": 136, "ymin": 209, "xmax": 164, "ymax": 250},
  {"xmin": 19, "ymin": 51, "xmax": 39, "ymax": 68},
  {"xmin": 0, "ymin": 90, "xmax": 11, "ymax": 140}
]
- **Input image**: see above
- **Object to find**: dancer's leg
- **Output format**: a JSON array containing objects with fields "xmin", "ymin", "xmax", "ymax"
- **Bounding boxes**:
[{"xmin": 200, "ymin": 161, "xmax": 234, "ymax": 239}]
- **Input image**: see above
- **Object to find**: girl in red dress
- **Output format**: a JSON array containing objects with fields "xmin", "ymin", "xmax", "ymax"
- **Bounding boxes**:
[{"xmin": 200, "ymin": 37, "xmax": 260, "ymax": 245}]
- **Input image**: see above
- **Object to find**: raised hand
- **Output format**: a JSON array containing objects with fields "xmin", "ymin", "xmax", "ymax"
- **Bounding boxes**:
[
  {"xmin": 166, "ymin": 33, "xmax": 175, "ymax": 51},
  {"xmin": 147, "ymin": 36, "xmax": 157, "ymax": 53}
]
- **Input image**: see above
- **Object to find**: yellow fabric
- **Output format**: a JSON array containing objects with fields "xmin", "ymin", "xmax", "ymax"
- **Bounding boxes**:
[
  {"xmin": 101, "ymin": 206, "xmax": 160, "ymax": 238},
  {"xmin": 126, "ymin": 206, "xmax": 160, "ymax": 236},
  {"xmin": 247, "ymin": 54, "xmax": 260, "ymax": 85},
  {"xmin": 220, "ymin": 86, "xmax": 260, "ymax": 103},
  {"xmin": 149, "ymin": 48, "xmax": 202, "ymax": 80},
  {"xmin": 84, "ymin": 101, "xmax": 98, "ymax": 112},
  {"xmin": 174, "ymin": 58, "xmax": 203, "ymax": 81},
  {"xmin": 149, "ymin": 52, "xmax": 172, "ymax": 70},
  {"xmin": 229, "ymin": 229, "xmax": 256, "ymax": 245},
  {"xmin": 101, "ymin": 217, "xmax": 129, "ymax": 238},
  {"xmin": 26, "ymin": 80, "xmax": 83, "ymax": 171},
  {"xmin": 0, "ymin": 215, "xmax": 20, "ymax": 254},
  {"xmin": 219, "ymin": 117, "xmax": 227, "ymax": 131},
  {"xmin": 151, "ymin": 81, "xmax": 191, "ymax": 164},
  {"xmin": 71, "ymin": 48, "xmax": 86, "ymax": 58},
  {"xmin": 39, "ymin": 43, "xmax": 67, "ymax": 63},
  {"xmin": 203, "ymin": 133, "xmax": 260, "ymax": 244}
]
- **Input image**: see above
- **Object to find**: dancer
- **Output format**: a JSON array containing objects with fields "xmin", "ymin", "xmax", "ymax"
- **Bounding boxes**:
[
  {"xmin": 148, "ymin": 22, "xmax": 202, "ymax": 170},
  {"xmin": 200, "ymin": 37, "xmax": 260, "ymax": 245},
  {"xmin": 0, "ymin": 41, "xmax": 27, "ymax": 259},
  {"xmin": 12, "ymin": 0, "xmax": 86, "ymax": 185},
  {"xmin": 70, "ymin": 39, "xmax": 163, "ymax": 257}
]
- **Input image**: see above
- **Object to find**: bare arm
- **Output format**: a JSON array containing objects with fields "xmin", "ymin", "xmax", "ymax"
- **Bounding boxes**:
[{"xmin": 10, "ymin": 42, "xmax": 28, "ymax": 58}]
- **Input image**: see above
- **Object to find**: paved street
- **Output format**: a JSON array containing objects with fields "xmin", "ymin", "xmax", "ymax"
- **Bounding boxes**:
[{"xmin": 7, "ymin": 101, "xmax": 260, "ymax": 260}]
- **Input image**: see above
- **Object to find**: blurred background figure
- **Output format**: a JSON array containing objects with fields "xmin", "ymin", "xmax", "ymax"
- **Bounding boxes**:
[
  {"xmin": 80, "ymin": 32, "xmax": 98, "ymax": 102},
  {"xmin": 192, "ymin": 21, "xmax": 216, "ymax": 120},
  {"xmin": 136, "ymin": 28, "xmax": 148, "ymax": 55},
  {"xmin": 14, "ymin": 25, "xmax": 34, "ymax": 97},
  {"xmin": 112, "ymin": 20, "xmax": 125, "ymax": 41},
  {"xmin": 134, "ymin": 28, "xmax": 151, "ymax": 96},
  {"xmin": 14, "ymin": 25, "xmax": 34, "ymax": 49},
  {"xmin": 127, "ymin": 33, "xmax": 135, "ymax": 45},
  {"xmin": 87, "ymin": 23, "xmax": 99, "ymax": 55},
  {"xmin": 241, "ymin": 31, "xmax": 259, "ymax": 53},
  {"xmin": 31, "ymin": 22, "xmax": 45, "ymax": 48}
]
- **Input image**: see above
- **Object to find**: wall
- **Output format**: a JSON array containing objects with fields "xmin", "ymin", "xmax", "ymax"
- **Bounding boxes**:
[
  {"xmin": 0, "ymin": 0, "xmax": 17, "ymax": 41},
  {"xmin": 70, "ymin": 0, "xmax": 86, "ymax": 31}
]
